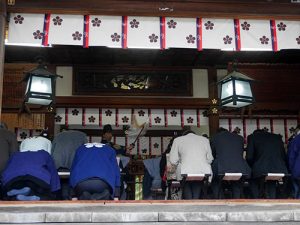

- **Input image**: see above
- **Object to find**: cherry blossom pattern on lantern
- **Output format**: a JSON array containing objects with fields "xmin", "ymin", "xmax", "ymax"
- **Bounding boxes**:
[
  {"xmin": 138, "ymin": 110, "xmax": 145, "ymax": 116},
  {"xmin": 111, "ymin": 33, "xmax": 121, "ymax": 42},
  {"xmin": 33, "ymin": 30, "xmax": 44, "ymax": 39},
  {"xmin": 277, "ymin": 22, "xmax": 286, "ymax": 31},
  {"xmin": 167, "ymin": 20, "xmax": 177, "ymax": 29},
  {"xmin": 142, "ymin": 148, "xmax": 147, "ymax": 154},
  {"xmin": 149, "ymin": 34, "xmax": 158, "ymax": 43},
  {"xmin": 153, "ymin": 143, "xmax": 159, "ymax": 149},
  {"xmin": 122, "ymin": 116, "xmax": 129, "ymax": 123},
  {"xmin": 186, "ymin": 34, "xmax": 196, "ymax": 44},
  {"xmin": 105, "ymin": 109, "xmax": 112, "ymax": 116},
  {"xmin": 72, "ymin": 109, "xmax": 79, "ymax": 116},
  {"xmin": 259, "ymin": 36, "xmax": 269, "ymax": 44},
  {"xmin": 53, "ymin": 16, "xmax": 63, "ymax": 26},
  {"xmin": 154, "ymin": 117, "xmax": 162, "ymax": 124},
  {"xmin": 130, "ymin": 19, "xmax": 139, "ymax": 28},
  {"xmin": 88, "ymin": 116, "xmax": 96, "ymax": 123},
  {"xmin": 204, "ymin": 21, "xmax": 214, "ymax": 30},
  {"xmin": 223, "ymin": 35, "xmax": 233, "ymax": 44},
  {"xmin": 14, "ymin": 15, "xmax": 24, "ymax": 24},
  {"xmin": 72, "ymin": 31, "xmax": 83, "ymax": 41},
  {"xmin": 55, "ymin": 115, "xmax": 62, "ymax": 123},
  {"xmin": 20, "ymin": 131, "xmax": 28, "ymax": 139},
  {"xmin": 241, "ymin": 21, "xmax": 250, "ymax": 31},
  {"xmin": 187, "ymin": 117, "xmax": 194, "ymax": 124},
  {"xmin": 91, "ymin": 18, "xmax": 101, "ymax": 27},
  {"xmin": 170, "ymin": 110, "xmax": 178, "ymax": 117},
  {"xmin": 296, "ymin": 36, "xmax": 300, "ymax": 45}
]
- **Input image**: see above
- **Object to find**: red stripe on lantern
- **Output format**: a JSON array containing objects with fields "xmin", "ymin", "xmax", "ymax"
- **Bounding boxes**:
[
  {"xmin": 270, "ymin": 118, "xmax": 274, "ymax": 133},
  {"xmin": 228, "ymin": 118, "xmax": 232, "ymax": 132},
  {"xmin": 83, "ymin": 15, "xmax": 90, "ymax": 48},
  {"xmin": 197, "ymin": 109, "xmax": 200, "ymax": 128},
  {"xmin": 82, "ymin": 108, "xmax": 86, "ymax": 126},
  {"xmin": 99, "ymin": 108, "xmax": 102, "ymax": 127},
  {"xmin": 234, "ymin": 19, "xmax": 241, "ymax": 51},
  {"xmin": 270, "ymin": 20, "xmax": 278, "ymax": 52},
  {"xmin": 122, "ymin": 16, "xmax": 128, "ymax": 48},
  {"xmin": 284, "ymin": 118, "xmax": 288, "ymax": 144},
  {"xmin": 164, "ymin": 109, "xmax": 168, "ymax": 127},
  {"xmin": 181, "ymin": 109, "xmax": 184, "ymax": 128},
  {"xmin": 160, "ymin": 17, "xmax": 166, "ymax": 50},
  {"xmin": 65, "ymin": 108, "xmax": 69, "ymax": 127},
  {"xmin": 197, "ymin": 18, "xmax": 202, "ymax": 51},
  {"xmin": 243, "ymin": 118, "xmax": 246, "ymax": 144},
  {"xmin": 43, "ymin": 14, "xmax": 51, "ymax": 46},
  {"xmin": 148, "ymin": 109, "xmax": 152, "ymax": 127},
  {"xmin": 149, "ymin": 137, "xmax": 152, "ymax": 157},
  {"xmin": 115, "ymin": 108, "xmax": 119, "ymax": 127}
]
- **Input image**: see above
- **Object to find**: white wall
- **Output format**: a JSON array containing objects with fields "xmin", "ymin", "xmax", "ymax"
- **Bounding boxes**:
[{"xmin": 56, "ymin": 66, "xmax": 209, "ymax": 98}]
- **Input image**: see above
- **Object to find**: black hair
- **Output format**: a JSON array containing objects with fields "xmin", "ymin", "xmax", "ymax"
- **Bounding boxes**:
[{"xmin": 103, "ymin": 124, "xmax": 113, "ymax": 134}]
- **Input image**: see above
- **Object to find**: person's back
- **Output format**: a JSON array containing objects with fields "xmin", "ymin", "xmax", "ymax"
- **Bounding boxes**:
[
  {"xmin": 51, "ymin": 130, "xmax": 87, "ymax": 170},
  {"xmin": 247, "ymin": 130, "xmax": 288, "ymax": 178},
  {"xmin": 0, "ymin": 123, "xmax": 19, "ymax": 174},
  {"xmin": 211, "ymin": 130, "xmax": 250, "ymax": 175},
  {"xmin": 288, "ymin": 132, "xmax": 300, "ymax": 178},
  {"xmin": 170, "ymin": 132, "xmax": 213, "ymax": 177}
]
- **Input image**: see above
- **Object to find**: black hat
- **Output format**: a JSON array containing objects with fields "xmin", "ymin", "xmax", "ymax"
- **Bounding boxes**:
[{"xmin": 103, "ymin": 124, "xmax": 113, "ymax": 134}]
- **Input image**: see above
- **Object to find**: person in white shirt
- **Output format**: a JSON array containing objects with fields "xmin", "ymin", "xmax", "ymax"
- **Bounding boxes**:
[
  {"xmin": 20, "ymin": 130, "xmax": 52, "ymax": 154},
  {"xmin": 169, "ymin": 130, "xmax": 213, "ymax": 199}
]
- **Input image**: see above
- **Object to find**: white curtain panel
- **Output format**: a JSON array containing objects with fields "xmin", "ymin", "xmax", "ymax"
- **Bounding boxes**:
[
  {"xmin": 150, "ymin": 109, "xmax": 165, "ymax": 127},
  {"xmin": 202, "ymin": 18, "xmax": 235, "ymax": 50},
  {"xmin": 48, "ymin": 14, "xmax": 84, "ymax": 45},
  {"xmin": 258, "ymin": 118, "xmax": 271, "ymax": 132},
  {"xmin": 245, "ymin": 118, "xmax": 257, "ymax": 139},
  {"xmin": 219, "ymin": 118, "xmax": 230, "ymax": 131},
  {"xmin": 272, "ymin": 119, "xmax": 285, "ymax": 142},
  {"xmin": 68, "ymin": 108, "xmax": 83, "ymax": 125},
  {"xmin": 8, "ymin": 13, "xmax": 45, "ymax": 45},
  {"xmin": 55, "ymin": 108, "xmax": 66, "ymax": 125},
  {"xmin": 199, "ymin": 109, "xmax": 209, "ymax": 126},
  {"xmin": 16, "ymin": 128, "xmax": 31, "ymax": 142},
  {"xmin": 115, "ymin": 136, "xmax": 126, "ymax": 148},
  {"xmin": 84, "ymin": 108, "xmax": 100, "ymax": 126},
  {"xmin": 101, "ymin": 108, "xmax": 116, "ymax": 126},
  {"xmin": 118, "ymin": 109, "xmax": 132, "ymax": 126},
  {"xmin": 89, "ymin": 15, "xmax": 122, "ymax": 47},
  {"xmin": 183, "ymin": 109, "xmax": 197, "ymax": 126},
  {"xmin": 127, "ymin": 16, "xmax": 161, "ymax": 49},
  {"xmin": 166, "ymin": 109, "xmax": 181, "ymax": 126},
  {"xmin": 239, "ymin": 19, "xmax": 272, "ymax": 51},
  {"xmin": 133, "ymin": 109, "xmax": 149, "ymax": 126},
  {"xmin": 275, "ymin": 20, "xmax": 300, "ymax": 50},
  {"xmin": 231, "ymin": 118, "xmax": 244, "ymax": 135},
  {"xmin": 139, "ymin": 136, "xmax": 150, "ymax": 155},
  {"xmin": 151, "ymin": 137, "xmax": 162, "ymax": 155},
  {"xmin": 162, "ymin": 136, "xmax": 172, "ymax": 153},
  {"xmin": 165, "ymin": 17, "xmax": 197, "ymax": 49}
]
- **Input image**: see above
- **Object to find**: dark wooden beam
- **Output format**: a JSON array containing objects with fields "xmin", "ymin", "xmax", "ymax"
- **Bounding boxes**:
[
  {"xmin": 0, "ymin": 0, "xmax": 6, "ymax": 119},
  {"xmin": 207, "ymin": 67, "xmax": 219, "ymax": 136},
  {"xmin": 56, "ymin": 96, "xmax": 211, "ymax": 109},
  {"xmin": 7, "ymin": 0, "xmax": 300, "ymax": 20}
]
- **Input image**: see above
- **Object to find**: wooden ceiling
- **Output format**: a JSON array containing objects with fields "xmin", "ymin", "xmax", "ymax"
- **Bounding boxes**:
[{"xmin": 6, "ymin": 0, "xmax": 300, "ymax": 20}]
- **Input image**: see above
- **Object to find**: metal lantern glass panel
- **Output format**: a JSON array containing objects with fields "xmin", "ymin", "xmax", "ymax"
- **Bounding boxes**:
[
  {"xmin": 219, "ymin": 71, "xmax": 254, "ymax": 108},
  {"xmin": 24, "ymin": 65, "xmax": 62, "ymax": 106}
]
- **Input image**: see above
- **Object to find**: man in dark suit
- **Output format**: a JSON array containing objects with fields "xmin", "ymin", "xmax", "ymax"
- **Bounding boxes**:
[
  {"xmin": 211, "ymin": 128, "xmax": 251, "ymax": 199},
  {"xmin": 246, "ymin": 129, "xmax": 288, "ymax": 199}
]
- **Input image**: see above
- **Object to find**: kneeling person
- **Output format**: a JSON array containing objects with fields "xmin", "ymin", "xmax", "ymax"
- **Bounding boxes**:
[{"xmin": 70, "ymin": 143, "xmax": 120, "ymax": 200}]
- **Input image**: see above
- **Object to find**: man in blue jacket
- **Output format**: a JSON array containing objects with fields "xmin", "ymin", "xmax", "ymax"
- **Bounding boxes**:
[
  {"xmin": 288, "ymin": 125, "xmax": 300, "ymax": 199},
  {"xmin": 70, "ymin": 143, "xmax": 120, "ymax": 200},
  {"xmin": 1, "ymin": 150, "xmax": 61, "ymax": 200}
]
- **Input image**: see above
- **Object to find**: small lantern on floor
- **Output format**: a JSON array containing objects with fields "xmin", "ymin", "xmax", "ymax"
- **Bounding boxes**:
[
  {"xmin": 218, "ymin": 70, "xmax": 254, "ymax": 108},
  {"xmin": 23, "ymin": 65, "xmax": 63, "ymax": 106}
]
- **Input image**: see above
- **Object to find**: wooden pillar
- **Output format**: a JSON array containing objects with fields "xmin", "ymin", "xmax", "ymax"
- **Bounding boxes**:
[
  {"xmin": 207, "ymin": 67, "xmax": 219, "ymax": 137},
  {"xmin": 0, "ymin": 0, "xmax": 6, "ymax": 119}
]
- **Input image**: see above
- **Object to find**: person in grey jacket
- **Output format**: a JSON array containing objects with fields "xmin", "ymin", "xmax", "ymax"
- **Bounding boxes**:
[
  {"xmin": 0, "ymin": 122, "xmax": 19, "ymax": 174},
  {"xmin": 51, "ymin": 130, "xmax": 88, "ymax": 170}
]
